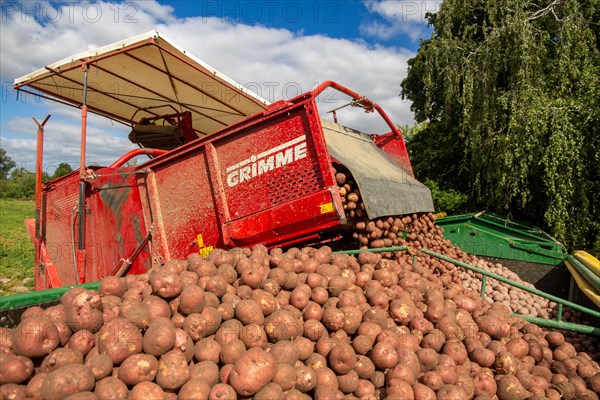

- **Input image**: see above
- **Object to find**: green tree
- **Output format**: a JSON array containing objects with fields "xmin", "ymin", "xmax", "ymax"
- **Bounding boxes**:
[
  {"xmin": 0, "ymin": 148, "xmax": 16, "ymax": 180},
  {"xmin": 6, "ymin": 168, "xmax": 36, "ymax": 199},
  {"xmin": 52, "ymin": 163, "xmax": 73, "ymax": 179},
  {"xmin": 401, "ymin": 0, "xmax": 599, "ymax": 249}
]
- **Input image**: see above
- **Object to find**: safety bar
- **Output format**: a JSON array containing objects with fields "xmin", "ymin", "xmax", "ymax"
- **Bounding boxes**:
[
  {"xmin": 108, "ymin": 148, "xmax": 167, "ymax": 168},
  {"xmin": 311, "ymin": 81, "xmax": 404, "ymax": 142}
]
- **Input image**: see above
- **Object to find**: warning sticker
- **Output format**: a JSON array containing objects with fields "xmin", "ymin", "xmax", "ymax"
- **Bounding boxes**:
[
  {"xmin": 197, "ymin": 234, "xmax": 213, "ymax": 259},
  {"xmin": 320, "ymin": 202, "xmax": 334, "ymax": 214},
  {"xmin": 200, "ymin": 246, "xmax": 214, "ymax": 259}
]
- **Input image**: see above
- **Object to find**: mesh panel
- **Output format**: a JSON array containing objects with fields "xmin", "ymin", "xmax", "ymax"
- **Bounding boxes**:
[
  {"xmin": 51, "ymin": 194, "xmax": 78, "ymax": 220},
  {"xmin": 267, "ymin": 160, "xmax": 322, "ymax": 206}
]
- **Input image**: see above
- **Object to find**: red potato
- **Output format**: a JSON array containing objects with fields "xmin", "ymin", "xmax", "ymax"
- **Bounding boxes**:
[
  {"xmin": 178, "ymin": 379, "xmax": 211, "ymax": 400},
  {"xmin": 84, "ymin": 353, "xmax": 113, "ymax": 380},
  {"xmin": 272, "ymin": 362, "xmax": 297, "ymax": 391},
  {"xmin": 328, "ymin": 342, "xmax": 356, "ymax": 374},
  {"xmin": 268, "ymin": 340, "xmax": 300, "ymax": 365},
  {"xmin": 182, "ymin": 307, "xmax": 222, "ymax": 341},
  {"xmin": 495, "ymin": 351, "xmax": 519, "ymax": 375},
  {"xmin": 65, "ymin": 290, "xmax": 104, "ymax": 333},
  {"xmin": 220, "ymin": 339, "xmax": 246, "ymax": 364},
  {"xmin": 26, "ymin": 373, "xmax": 47, "ymax": 400},
  {"xmin": 40, "ymin": 364, "xmax": 95, "ymax": 399},
  {"xmin": 194, "ymin": 337, "xmax": 221, "ymax": 362},
  {"xmin": 121, "ymin": 301, "xmax": 151, "ymax": 330},
  {"xmin": 442, "ymin": 340, "xmax": 468, "ymax": 365},
  {"xmin": 473, "ymin": 372, "xmax": 497, "ymax": 397},
  {"xmin": 354, "ymin": 354, "xmax": 376, "ymax": 379},
  {"xmin": 496, "ymin": 375, "xmax": 532, "ymax": 400},
  {"xmin": 67, "ymin": 330, "xmax": 95, "ymax": 356},
  {"xmin": 178, "ymin": 285, "xmax": 206, "ymax": 315},
  {"xmin": 295, "ymin": 365, "xmax": 317, "ymax": 392},
  {"xmin": 189, "ymin": 360, "xmax": 219, "ymax": 382},
  {"xmin": 149, "ymin": 270, "xmax": 183, "ymax": 299},
  {"xmin": 155, "ymin": 349, "xmax": 190, "ymax": 390},
  {"xmin": 40, "ymin": 348, "xmax": 84, "ymax": 372},
  {"xmin": 337, "ymin": 369, "xmax": 359, "ymax": 393},
  {"xmin": 97, "ymin": 318, "xmax": 143, "ymax": 364},
  {"xmin": 368, "ymin": 341, "xmax": 398, "ymax": 369},
  {"xmin": 470, "ymin": 347, "xmax": 496, "ymax": 367},
  {"xmin": 143, "ymin": 318, "xmax": 176, "ymax": 356},
  {"xmin": 436, "ymin": 384, "xmax": 467, "ymax": 400},
  {"xmin": 130, "ymin": 381, "xmax": 167, "ymax": 400},
  {"xmin": 98, "ymin": 276, "xmax": 126, "ymax": 297},
  {"xmin": 229, "ymin": 347, "xmax": 277, "ymax": 396},
  {"xmin": 12, "ymin": 316, "xmax": 60, "ymax": 358},
  {"xmin": 265, "ymin": 310, "xmax": 303, "ymax": 342},
  {"xmin": 1, "ymin": 384, "xmax": 28, "ymax": 400},
  {"xmin": 20, "ymin": 306, "xmax": 45, "ymax": 320},
  {"xmin": 0, "ymin": 354, "xmax": 34, "ymax": 384},
  {"xmin": 413, "ymin": 382, "xmax": 436, "ymax": 400},
  {"xmin": 142, "ymin": 295, "xmax": 171, "ymax": 320},
  {"xmin": 235, "ymin": 299, "xmax": 265, "ymax": 325},
  {"xmin": 386, "ymin": 378, "xmax": 414, "ymax": 398},
  {"xmin": 416, "ymin": 347, "xmax": 439, "ymax": 372},
  {"xmin": 118, "ymin": 353, "xmax": 159, "ymax": 385},
  {"xmin": 43, "ymin": 304, "xmax": 67, "ymax": 322},
  {"xmin": 505, "ymin": 337, "xmax": 529, "ymax": 359},
  {"xmin": 208, "ymin": 383, "xmax": 237, "ymax": 400}
]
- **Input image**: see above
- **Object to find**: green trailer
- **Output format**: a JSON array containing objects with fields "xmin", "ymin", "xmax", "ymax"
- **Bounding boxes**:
[
  {"xmin": 436, "ymin": 212, "xmax": 571, "ymax": 298},
  {"xmin": 436, "ymin": 212, "xmax": 566, "ymax": 265},
  {"xmin": 437, "ymin": 211, "xmax": 600, "ymax": 318}
]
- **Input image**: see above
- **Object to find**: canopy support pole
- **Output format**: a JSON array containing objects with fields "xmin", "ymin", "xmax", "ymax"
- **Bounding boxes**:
[
  {"xmin": 32, "ymin": 115, "xmax": 51, "ymax": 290},
  {"xmin": 76, "ymin": 65, "xmax": 89, "ymax": 284},
  {"xmin": 32, "ymin": 115, "xmax": 51, "ymax": 239}
]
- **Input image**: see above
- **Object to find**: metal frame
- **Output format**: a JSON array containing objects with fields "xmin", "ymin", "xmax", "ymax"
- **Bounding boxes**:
[{"xmin": 13, "ymin": 36, "xmax": 266, "ymax": 135}]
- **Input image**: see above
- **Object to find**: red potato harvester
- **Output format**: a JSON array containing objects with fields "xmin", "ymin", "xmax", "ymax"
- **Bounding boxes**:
[{"xmin": 13, "ymin": 31, "xmax": 433, "ymax": 290}]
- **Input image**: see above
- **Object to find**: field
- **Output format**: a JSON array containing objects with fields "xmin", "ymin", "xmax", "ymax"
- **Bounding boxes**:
[{"xmin": 0, "ymin": 199, "xmax": 35, "ymax": 296}]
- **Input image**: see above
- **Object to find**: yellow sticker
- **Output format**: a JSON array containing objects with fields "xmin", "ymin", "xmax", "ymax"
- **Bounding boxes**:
[
  {"xmin": 197, "ymin": 234, "xmax": 204, "ymax": 249},
  {"xmin": 200, "ymin": 246, "xmax": 213, "ymax": 259},
  {"xmin": 320, "ymin": 202, "xmax": 334, "ymax": 214}
]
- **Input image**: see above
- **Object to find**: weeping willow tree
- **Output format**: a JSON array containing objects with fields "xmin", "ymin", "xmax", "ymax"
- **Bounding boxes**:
[{"xmin": 402, "ymin": 0, "xmax": 600, "ymax": 250}]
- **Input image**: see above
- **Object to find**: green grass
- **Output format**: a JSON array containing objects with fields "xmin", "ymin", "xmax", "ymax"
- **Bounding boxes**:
[{"xmin": 0, "ymin": 199, "xmax": 35, "ymax": 296}]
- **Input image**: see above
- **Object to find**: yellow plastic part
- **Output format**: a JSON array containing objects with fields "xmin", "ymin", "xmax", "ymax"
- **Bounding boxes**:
[
  {"xmin": 565, "ymin": 259, "xmax": 600, "ymax": 309},
  {"xmin": 573, "ymin": 250, "xmax": 600, "ymax": 279}
]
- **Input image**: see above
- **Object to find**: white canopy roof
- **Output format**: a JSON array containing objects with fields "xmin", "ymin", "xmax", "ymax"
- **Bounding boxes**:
[{"xmin": 14, "ymin": 31, "xmax": 269, "ymax": 137}]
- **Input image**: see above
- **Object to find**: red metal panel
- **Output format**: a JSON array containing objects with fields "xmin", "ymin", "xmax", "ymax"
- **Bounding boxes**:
[
  {"xmin": 225, "ymin": 189, "xmax": 343, "ymax": 247},
  {"xmin": 86, "ymin": 167, "xmax": 151, "ymax": 280},
  {"xmin": 137, "ymin": 93, "xmax": 344, "ymax": 261},
  {"xmin": 143, "ymin": 149, "xmax": 223, "ymax": 262},
  {"xmin": 217, "ymin": 108, "xmax": 324, "ymax": 218},
  {"xmin": 373, "ymin": 132, "xmax": 414, "ymax": 177},
  {"xmin": 41, "ymin": 171, "xmax": 81, "ymax": 287}
]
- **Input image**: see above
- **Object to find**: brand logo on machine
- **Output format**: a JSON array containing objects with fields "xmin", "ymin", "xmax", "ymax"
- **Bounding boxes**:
[{"xmin": 226, "ymin": 135, "xmax": 307, "ymax": 187}]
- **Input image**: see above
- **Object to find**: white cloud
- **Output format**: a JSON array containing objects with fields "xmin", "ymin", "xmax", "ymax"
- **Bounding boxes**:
[
  {"xmin": 2, "ymin": 114, "xmax": 135, "ymax": 174},
  {"xmin": 361, "ymin": 0, "xmax": 442, "ymax": 41},
  {"xmin": 1, "ymin": 0, "xmax": 419, "ymax": 171}
]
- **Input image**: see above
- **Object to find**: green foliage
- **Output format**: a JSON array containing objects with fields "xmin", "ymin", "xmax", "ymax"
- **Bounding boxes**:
[
  {"xmin": 401, "ymin": 0, "xmax": 600, "ymax": 250},
  {"xmin": 52, "ymin": 162, "xmax": 73, "ymax": 179},
  {"xmin": 591, "ymin": 236, "xmax": 600, "ymax": 259},
  {"xmin": 0, "ymin": 147, "xmax": 53, "ymax": 200},
  {"xmin": 0, "ymin": 199, "xmax": 34, "ymax": 295},
  {"xmin": 0, "ymin": 148, "xmax": 16, "ymax": 180},
  {"xmin": 423, "ymin": 179, "xmax": 468, "ymax": 214}
]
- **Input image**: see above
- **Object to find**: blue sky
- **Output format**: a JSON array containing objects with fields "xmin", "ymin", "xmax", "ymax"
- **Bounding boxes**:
[{"xmin": 0, "ymin": 0, "xmax": 441, "ymax": 173}]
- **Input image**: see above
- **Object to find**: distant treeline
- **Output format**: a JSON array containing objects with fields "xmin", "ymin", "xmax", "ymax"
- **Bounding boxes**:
[{"xmin": 0, "ymin": 148, "xmax": 73, "ymax": 199}]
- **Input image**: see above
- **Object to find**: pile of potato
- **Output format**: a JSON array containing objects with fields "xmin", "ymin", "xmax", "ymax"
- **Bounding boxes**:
[
  {"xmin": 334, "ymin": 165, "xmax": 598, "ymax": 355},
  {"xmin": 1, "ymin": 243, "xmax": 599, "ymax": 399}
]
